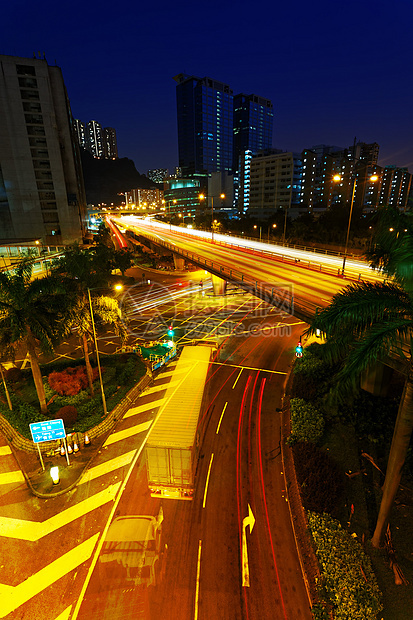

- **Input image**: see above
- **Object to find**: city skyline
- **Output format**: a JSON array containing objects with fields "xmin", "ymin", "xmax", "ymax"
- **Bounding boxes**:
[{"xmin": 2, "ymin": 0, "xmax": 412, "ymax": 176}]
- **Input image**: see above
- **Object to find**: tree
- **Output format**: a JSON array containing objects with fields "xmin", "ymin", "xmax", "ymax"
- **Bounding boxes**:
[
  {"xmin": 51, "ymin": 247, "xmax": 128, "ymax": 396},
  {"xmin": 307, "ymin": 205, "xmax": 413, "ymax": 548},
  {"xmin": 0, "ymin": 260, "xmax": 71, "ymax": 414}
]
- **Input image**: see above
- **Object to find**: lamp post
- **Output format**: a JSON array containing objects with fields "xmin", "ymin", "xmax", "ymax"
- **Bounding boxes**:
[
  {"xmin": 199, "ymin": 193, "xmax": 225, "ymax": 242},
  {"xmin": 86, "ymin": 286, "xmax": 124, "ymax": 417},
  {"xmin": 87, "ymin": 287, "xmax": 107, "ymax": 416},
  {"xmin": 253, "ymin": 225, "xmax": 262, "ymax": 242},
  {"xmin": 268, "ymin": 223, "xmax": 276, "ymax": 242},
  {"xmin": 333, "ymin": 173, "xmax": 379, "ymax": 274}
]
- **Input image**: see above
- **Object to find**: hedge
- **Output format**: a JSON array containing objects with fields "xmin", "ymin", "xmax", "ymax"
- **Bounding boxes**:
[
  {"xmin": 290, "ymin": 398, "xmax": 324, "ymax": 444},
  {"xmin": 307, "ymin": 512, "xmax": 383, "ymax": 620}
]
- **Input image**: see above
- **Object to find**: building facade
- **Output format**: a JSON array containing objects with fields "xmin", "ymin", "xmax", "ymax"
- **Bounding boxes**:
[
  {"xmin": 104, "ymin": 127, "xmax": 118, "ymax": 159},
  {"xmin": 233, "ymin": 93, "xmax": 273, "ymax": 172},
  {"xmin": 174, "ymin": 73, "xmax": 234, "ymax": 176},
  {"xmin": 0, "ymin": 54, "xmax": 87, "ymax": 244}
]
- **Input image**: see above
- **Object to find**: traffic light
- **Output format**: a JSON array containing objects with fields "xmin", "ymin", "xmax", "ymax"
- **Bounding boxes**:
[
  {"xmin": 167, "ymin": 325, "xmax": 174, "ymax": 338},
  {"xmin": 295, "ymin": 341, "xmax": 303, "ymax": 358}
]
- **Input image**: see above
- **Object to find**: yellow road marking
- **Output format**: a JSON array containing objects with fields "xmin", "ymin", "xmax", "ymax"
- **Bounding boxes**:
[
  {"xmin": 80, "ymin": 451, "xmax": 136, "ymax": 484},
  {"xmin": 103, "ymin": 420, "xmax": 152, "ymax": 446},
  {"xmin": 0, "ymin": 446, "xmax": 12, "ymax": 456},
  {"xmin": 54, "ymin": 605, "xmax": 72, "ymax": 620},
  {"xmin": 0, "ymin": 483, "xmax": 120, "ymax": 541},
  {"xmin": 232, "ymin": 369, "xmax": 243, "ymax": 389},
  {"xmin": 216, "ymin": 403, "xmax": 228, "ymax": 434},
  {"xmin": 202, "ymin": 453, "xmax": 214, "ymax": 509},
  {"xmin": 0, "ymin": 533, "xmax": 99, "ymax": 619},
  {"xmin": 194, "ymin": 540, "xmax": 202, "ymax": 620},
  {"xmin": 124, "ymin": 398, "xmax": 163, "ymax": 418},
  {"xmin": 0, "ymin": 470, "xmax": 25, "ymax": 485}
]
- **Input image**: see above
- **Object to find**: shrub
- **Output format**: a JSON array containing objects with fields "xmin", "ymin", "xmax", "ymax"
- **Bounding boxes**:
[
  {"xmin": 291, "ymin": 372, "xmax": 319, "ymax": 400},
  {"xmin": 292, "ymin": 441, "xmax": 345, "ymax": 515},
  {"xmin": 290, "ymin": 398, "xmax": 324, "ymax": 443},
  {"xmin": 48, "ymin": 366, "xmax": 98, "ymax": 396},
  {"xmin": 307, "ymin": 512, "xmax": 383, "ymax": 620},
  {"xmin": 54, "ymin": 405, "xmax": 78, "ymax": 428},
  {"xmin": 293, "ymin": 343, "xmax": 331, "ymax": 381}
]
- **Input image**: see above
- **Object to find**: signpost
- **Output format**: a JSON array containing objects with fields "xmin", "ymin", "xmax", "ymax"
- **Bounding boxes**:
[{"xmin": 29, "ymin": 418, "xmax": 69, "ymax": 470}]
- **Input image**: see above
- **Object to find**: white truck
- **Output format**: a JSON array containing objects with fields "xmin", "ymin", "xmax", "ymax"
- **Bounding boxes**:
[{"xmin": 145, "ymin": 345, "xmax": 214, "ymax": 500}]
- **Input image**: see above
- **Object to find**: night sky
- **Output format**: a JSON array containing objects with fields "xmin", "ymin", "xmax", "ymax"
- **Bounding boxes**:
[{"xmin": 2, "ymin": 0, "xmax": 413, "ymax": 175}]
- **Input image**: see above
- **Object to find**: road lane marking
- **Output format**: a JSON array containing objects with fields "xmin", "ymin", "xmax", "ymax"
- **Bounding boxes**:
[
  {"xmin": 80, "ymin": 451, "xmax": 136, "ymax": 484},
  {"xmin": 232, "ymin": 368, "xmax": 243, "ymax": 389},
  {"xmin": 0, "ymin": 470, "xmax": 25, "ymax": 485},
  {"xmin": 0, "ymin": 533, "xmax": 99, "ymax": 619},
  {"xmin": 0, "ymin": 483, "xmax": 120, "ymax": 541},
  {"xmin": 194, "ymin": 540, "xmax": 202, "ymax": 620},
  {"xmin": 103, "ymin": 420, "xmax": 152, "ymax": 446},
  {"xmin": 142, "ymin": 380, "xmax": 180, "ymax": 396},
  {"xmin": 54, "ymin": 606, "xmax": 72, "ymax": 620},
  {"xmin": 202, "ymin": 453, "xmax": 214, "ymax": 509},
  {"xmin": 216, "ymin": 403, "xmax": 228, "ymax": 434},
  {"xmin": 0, "ymin": 446, "xmax": 12, "ymax": 456}
]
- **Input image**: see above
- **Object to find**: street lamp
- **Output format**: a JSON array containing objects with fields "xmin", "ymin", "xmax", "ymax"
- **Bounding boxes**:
[
  {"xmin": 253, "ymin": 225, "xmax": 262, "ymax": 242},
  {"xmin": 86, "ymin": 284, "xmax": 123, "ymax": 417},
  {"xmin": 333, "ymin": 173, "xmax": 379, "ymax": 274},
  {"xmin": 198, "ymin": 193, "xmax": 225, "ymax": 242},
  {"xmin": 268, "ymin": 223, "xmax": 276, "ymax": 242}
]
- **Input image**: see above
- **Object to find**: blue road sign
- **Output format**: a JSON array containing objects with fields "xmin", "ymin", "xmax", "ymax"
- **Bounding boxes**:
[{"xmin": 29, "ymin": 419, "xmax": 66, "ymax": 444}]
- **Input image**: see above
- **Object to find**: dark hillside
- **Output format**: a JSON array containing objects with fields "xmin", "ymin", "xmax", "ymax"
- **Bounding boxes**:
[{"xmin": 80, "ymin": 149, "xmax": 157, "ymax": 205}]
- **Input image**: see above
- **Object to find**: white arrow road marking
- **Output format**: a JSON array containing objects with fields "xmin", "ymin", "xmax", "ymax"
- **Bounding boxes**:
[
  {"xmin": 0, "ymin": 533, "xmax": 99, "ymax": 618},
  {"xmin": 80, "ymin": 450, "xmax": 136, "ymax": 484},
  {"xmin": 0, "ymin": 483, "xmax": 120, "ymax": 541},
  {"xmin": 242, "ymin": 504, "xmax": 255, "ymax": 587},
  {"xmin": 103, "ymin": 419, "xmax": 152, "ymax": 446}
]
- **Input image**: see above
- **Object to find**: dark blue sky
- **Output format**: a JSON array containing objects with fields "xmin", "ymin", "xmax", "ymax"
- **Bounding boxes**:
[{"xmin": 2, "ymin": 0, "xmax": 413, "ymax": 175}]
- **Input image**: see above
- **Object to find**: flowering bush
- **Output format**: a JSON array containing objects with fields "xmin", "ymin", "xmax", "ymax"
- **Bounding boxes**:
[
  {"xmin": 307, "ymin": 512, "xmax": 383, "ymax": 620},
  {"xmin": 48, "ymin": 366, "xmax": 99, "ymax": 396}
]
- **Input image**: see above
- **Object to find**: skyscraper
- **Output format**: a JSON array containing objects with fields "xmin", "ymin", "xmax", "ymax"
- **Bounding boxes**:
[
  {"xmin": 0, "ymin": 54, "xmax": 86, "ymax": 244},
  {"xmin": 174, "ymin": 73, "xmax": 234, "ymax": 176},
  {"xmin": 233, "ymin": 93, "xmax": 273, "ymax": 172}
]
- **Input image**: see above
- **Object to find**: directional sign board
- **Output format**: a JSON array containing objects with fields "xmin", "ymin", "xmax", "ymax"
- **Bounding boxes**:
[{"xmin": 29, "ymin": 418, "xmax": 66, "ymax": 444}]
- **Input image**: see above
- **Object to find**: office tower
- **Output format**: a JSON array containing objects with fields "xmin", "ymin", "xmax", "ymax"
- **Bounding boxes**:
[
  {"xmin": 74, "ymin": 119, "xmax": 86, "ymax": 148},
  {"xmin": 148, "ymin": 169, "xmax": 168, "ymax": 183},
  {"xmin": 0, "ymin": 54, "xmax": 86, "ymax": 244},
  {"xmin": 174, "ymin": 73, "xmax": 234, "ymax": 176},
  {"xmin": 247, "ymin": 150, "xmax": 294, "ymax": 218},
  {"xmin": 86, "ymin": 120, "xmax": 105, "ymax": 158},
  {"xmin": 233, "ymin": 93, "xmax": 273, "ymax": 172},
  {"xmin": 104, "ymin": 127, "xmax": 118, "ymax": 159}
]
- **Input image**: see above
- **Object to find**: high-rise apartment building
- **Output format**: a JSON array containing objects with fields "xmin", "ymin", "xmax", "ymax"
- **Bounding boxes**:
[
  {"xmin": 74, "ymin": 119, "xmax": 118, "ymax": 160},
  {"xmin": 174, "ymin": 73, "xmax": 234, "ymax": 176},
  {"xmin": 74, "ymin": 119, "xmax": 86, "ymax": 148},
  {"xmin": 86, "ymin": 120, "xmax": 105, "ymax": 158},
  {"xmin": 104, "ymin": 127, "xmax": 118, "ymax": 159},
  {"xmin": 0, "ymin": 54, "xmax": 86, "ymax": 244},
  {"xmin": 148, "ymin": 169, "xmax": 169, "ymax": 183}
]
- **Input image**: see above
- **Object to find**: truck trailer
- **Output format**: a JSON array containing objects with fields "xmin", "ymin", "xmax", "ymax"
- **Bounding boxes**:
[{"xmin": 145, "ymin": 345, "xmax": 214, "ymax": 500}]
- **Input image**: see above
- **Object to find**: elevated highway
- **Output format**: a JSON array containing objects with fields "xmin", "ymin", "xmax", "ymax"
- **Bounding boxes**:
[{"xmin": 109, "ymin": 215, "xmax": 383, "ymax": 324}]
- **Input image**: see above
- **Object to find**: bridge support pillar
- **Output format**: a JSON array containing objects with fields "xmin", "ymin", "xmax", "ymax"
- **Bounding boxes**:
[
  {"xmin": 173, "ymin": 256, "xmax": 185, "ymax": 270},
  {"xmin": 360, "ymin": 362, "xmax": 393, "ymax": 397},
  {"xmin": 211, "ymin": 273, "xmax": 227, "ymax": 295}
]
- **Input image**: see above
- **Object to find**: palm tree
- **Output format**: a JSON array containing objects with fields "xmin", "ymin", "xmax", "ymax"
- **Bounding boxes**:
[
  {"xmin": 307, "ymin": 205, "xmax": 413, "ymax": 548},
  {"xmin": 51, "ymin": 246, "xmax": 128, "ymax": 395},
  {"xmin": 0, "ymin": 260, "xmax": 71, "ymax": 414}
]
